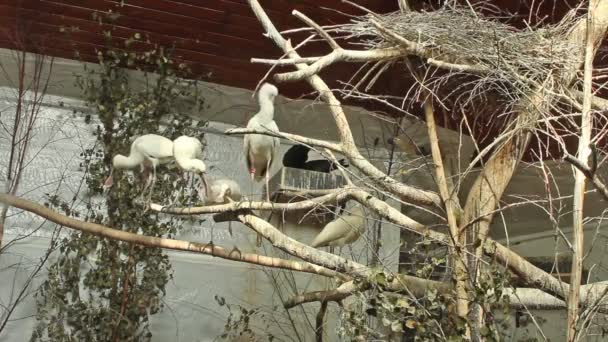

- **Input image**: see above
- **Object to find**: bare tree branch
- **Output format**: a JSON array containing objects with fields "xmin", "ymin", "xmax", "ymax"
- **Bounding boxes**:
[
  {"xmin": 458, "ymin": 0, "xmax": 608, "ymax": 321},
  {"xmin": 369, "ymin": 19, "xmax": 488, "ymax": 75},
  {"xmin": 150, "ymin": 187, "xmax": 351, "ymax": 214},
  {"xmin": 265, "ymin": 13, "xmax": 489, "ymax": 82},
  {"xmin": 571, "ymin": 89, "xmax": 608, "ymax": 110},
  {"xmin": 417, "ymin": 70, "xmax": 469, "ymax": 327},
  {"xmin": 286, "ymin": 274, "xmax": 450, "ymax": 309},
  {"xmin": 225, "ymin": 127, "xmax": 342, "ymax": 152},
  {"xmin": 568, "ymin": 2, "xmax": 598, "ymax": 339},
  {"xmin": 274, "ymin": 47, "xmax": 404, "ymax": 83},
  {"xmin": 248, "ymin": 0, "xmax": 443, "ymax": 208},
  {"xmin": 284, "ymin": 281, "xmax": 363, "ymax": 309},
  {"xmin": 564, "ymin": 152, "xmax": 608, "ymax": 201},
  {"xmin": 286, "ymin": 281, "xmax": 608, "ymax": 312},
  {"xmin": 0, "ymin": 193, "xmax": 345, "ymax": 280}
]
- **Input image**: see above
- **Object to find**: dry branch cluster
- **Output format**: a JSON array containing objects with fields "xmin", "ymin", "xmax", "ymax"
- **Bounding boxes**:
[{"xmin": 277, "ymin": 6, "xmax": 580, "ymax": 113}]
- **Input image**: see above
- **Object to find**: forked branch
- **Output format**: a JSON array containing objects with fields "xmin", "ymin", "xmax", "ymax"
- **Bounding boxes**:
[
  {"xmin": 564, "ymin": 152, "xmax": 608, "ymax": 201},
  {"xmin": 248, "ymin": 0, "xmax": 443, "ymax": 208},
  {"xmin": 247, "ymin": 0, "xmax": 588, "ymax": 305}
]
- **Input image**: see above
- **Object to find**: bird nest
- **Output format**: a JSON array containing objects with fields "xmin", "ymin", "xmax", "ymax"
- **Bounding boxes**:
[{"xmin": 329, "ymin": 6, "xmax": 581, "ymax": 114}]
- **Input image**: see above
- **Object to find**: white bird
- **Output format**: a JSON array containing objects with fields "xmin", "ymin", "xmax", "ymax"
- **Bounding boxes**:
[
  {"xmin": 244, "ymin": 83, "xmax": 280, "ymax": 202},
  {"xmin": 199, "ymin": 178, "xmax": 243, "ymax": 238},
  {"xmin": 311, "ymin": 206, "xmax": 367, "ymax": 248},
  {"xmin": 172, "ymin": 135, "xmax": 207, "ymax": 204},
  {"xmin": 200, "ymin": 178, "xmax": 242, "ymax": 204},
  {"xmin": 104, "ymin": 134, "xmax": 174, "ymax": 197}
]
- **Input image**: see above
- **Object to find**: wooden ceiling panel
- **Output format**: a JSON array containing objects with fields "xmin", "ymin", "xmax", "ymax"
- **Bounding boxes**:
[{"xmin": 0, "ymin": 0, "xmax": 605, "ymax": 159}]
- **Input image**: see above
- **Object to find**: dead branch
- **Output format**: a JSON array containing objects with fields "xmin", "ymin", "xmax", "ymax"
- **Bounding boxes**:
[
  {"xmin": 369, "ymin": 19, "xmax": 488, "ymax": 75},
  {"xmin": 418, "ymin": 71, "xmax": 469, "ymax": 326},
  {"xmin": 150, "ymin": 187, "xmax": 352, "ymax": 215},
  {"xmin": 458, "ymin": 0, "xmax": 608, "ymax": 317},
  {"xmin": 5, "ymin": 191, "xmax": 604, "ymax": 313},
  {"xmin": 571, "ymin": 90, "xmax": 608, "ymax": 110},
  {"xmin": 273, "ymin": 47, "xmax": 404, "ymax": 83},
  {"xmin": 225, "ymin": 127, "xmax": 342, "ymax": 152},
  {"xmin": 285, "ymin": 274, "xmax": 450, "ymax": 309},
  {"xmin": 248, "ymin": 0, "xmax": 443, "ymax": 208},
  {"xmin": 285, "ymin": 281, "xmax": 608, "ymax": 312},
  {"xmin": 284, "ymin": 281, "xmax": 361, "ymax": 309},
  {"xmin": 0, "ymin": 193, "xmax": 345, "ymax": 280},
  {"xmin": 568, "ymin": 2, "xmax": 598, "ymax": 339},
  {"xmin": 564, "ymin": 152, "xmax": 608, "ymax": 201},
  {"xmin": 265, "ymin": 11, "xmax": 491, "ymax": 82},
  {"xmin": 226, "ymin": 210, "xmax": 375, "ymax": 277}
]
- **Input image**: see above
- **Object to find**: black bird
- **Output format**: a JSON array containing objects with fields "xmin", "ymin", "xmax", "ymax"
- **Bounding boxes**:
[{"xmin": 282, "ymin": 144, "xmax": 349, "ymax": 173}]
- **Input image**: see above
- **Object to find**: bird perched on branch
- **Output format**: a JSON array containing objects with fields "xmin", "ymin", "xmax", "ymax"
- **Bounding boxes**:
[
  {"xmin": 243, "ymin": 82, "xmax": 280, "ymax": 201},
  {"xmin": 243, "ymin": 83, "xmax": 280, "ymax": 247},
  {"xmin": 200, "ymin": 178, "xmax": 242, "ymax": 237},
  {"xmin": 282, "ymin": 144, "xmax": 349, "ymax": 173},
  {"xmin": 200, "ymin": 178, "xmax": 242, "ymax": 204},
  {"xmin": 104, "ymin": 134, "xmax": 174, "ymax": 197},
  {"xmin": 172, "ymin": 135, "xmax": 207, "ymax": 204},
  {"xmin": 311, "ymin": 206, "xmax": 366, "ymax": 248}
]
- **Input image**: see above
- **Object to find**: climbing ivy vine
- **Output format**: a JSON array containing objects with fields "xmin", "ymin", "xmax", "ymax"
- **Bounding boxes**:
[{"xmin": 31, "ymin": 10, "xmax": 209, "ymax": 341}]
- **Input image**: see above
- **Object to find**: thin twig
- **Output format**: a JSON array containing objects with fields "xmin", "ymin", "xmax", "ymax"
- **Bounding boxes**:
[
  {"xmin": 225, "ymin": 127, "xmax": 342, "ymax": 152},
  {"xmin": 292, "ymin": 10, "xmax": 340, "ymax": 50}
]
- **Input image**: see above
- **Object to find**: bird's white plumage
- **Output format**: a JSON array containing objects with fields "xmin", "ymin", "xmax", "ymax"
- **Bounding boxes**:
[
  {"xmin": 311, "ymin": 206, "xmax": 367, "ymax": 248},
  {"xmin": 173, "ymin": 135, "xmax": 206, "ymax": 173},
  {"xmin": 106, "ymin": 134, "xmax": 174, "ymax": 197},
  {"xmin": 202, "ymin": 178, "xmax": 242, "ymax": 204},
  {"xmin": 244, "ymin": 83, "xmax": 280, "ymax": 181},
  {"xmin": 112, "ymin": 134, "xmax": 174, "ymax": 170}
]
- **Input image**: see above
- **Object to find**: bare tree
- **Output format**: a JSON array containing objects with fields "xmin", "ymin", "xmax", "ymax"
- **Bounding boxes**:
[{"xmin": 0, "ymin": 48, "xmax": 53, "ymax": 247}]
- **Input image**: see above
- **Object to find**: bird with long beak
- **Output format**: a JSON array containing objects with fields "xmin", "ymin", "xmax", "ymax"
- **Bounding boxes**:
[
  {"xmin": 104, "ymin": 134, "xmax": 174, "ymax": 200},
  {"xmin": 172, "ymin": 135, "xmax": 207, "ymax": 205},
  {"xmin": 243, "ymin": 83, "xmax": 280, "ymax": 201},
  {"xmin": 199, "ymin": 178, "xmax": 242, "ymax": 236},
  {"xmin": 243, "ymin": 83, "xmax": 280, "ymax": 246},
  {"xmin": 199, "ymin": 178, "xmax": 242, "ymax": 204}
]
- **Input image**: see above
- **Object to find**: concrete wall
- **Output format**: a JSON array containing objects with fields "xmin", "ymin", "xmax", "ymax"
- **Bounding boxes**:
[{"xmin": 0, "ymin": 80, "xmax": 400, "ymax": 340}]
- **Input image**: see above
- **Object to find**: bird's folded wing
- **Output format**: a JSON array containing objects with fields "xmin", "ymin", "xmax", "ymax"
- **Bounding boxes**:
[{"xmin": 312, "ymin": 217, "xmax": 354, "ymax": 246}]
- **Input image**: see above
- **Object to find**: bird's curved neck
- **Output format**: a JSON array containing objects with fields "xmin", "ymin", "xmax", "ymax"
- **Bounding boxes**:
[
  {"xmin": 257, "ymin": 96, "xmax": 275, "ymax": 122},
  {"xmin": 114, "ymin": 154, "xmax": 141, "ymax": 169}
]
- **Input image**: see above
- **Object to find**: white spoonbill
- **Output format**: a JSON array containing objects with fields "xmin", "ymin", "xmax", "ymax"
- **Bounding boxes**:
[
  {"xmin": 172, "ymin": 135, "xmax": 207, "ymax": 204},
  {"xmin": 243, "ymin": 83, "xmax": 280, "ymax": 202},
  {"xmin": 199, "ymin": 178, "xmax": 242, "ymax": 237},
  {"xmin": 311, "ymin": 206, "xmax": 367, "ymax": 248},
  {"xmin": 104, "ymin": 134, "xmax": 174, "ymax": 196},
  {"xmin": 200, "ymin": 178, "xmax": 242, "ymax": 204}
]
